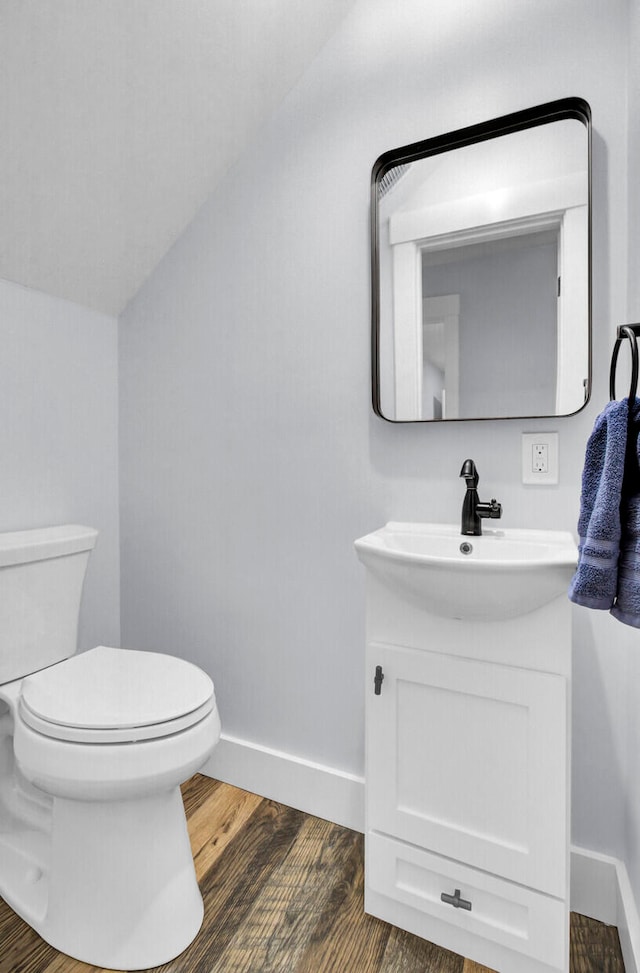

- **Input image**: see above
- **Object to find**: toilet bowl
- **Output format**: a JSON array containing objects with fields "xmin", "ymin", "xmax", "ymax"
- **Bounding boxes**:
[
  {"xmin": 0, "ymin": 526, "xmax": 221, "ymax": 970},
  {"xmin": 14, "ymin": 644, "xmax": 219, "ymax": 800}
]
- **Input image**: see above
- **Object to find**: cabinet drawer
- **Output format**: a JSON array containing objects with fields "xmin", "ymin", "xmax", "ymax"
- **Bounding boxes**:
[{"xmin": 367, "ymin": 831, "xmax": 567, "ymax": 970}]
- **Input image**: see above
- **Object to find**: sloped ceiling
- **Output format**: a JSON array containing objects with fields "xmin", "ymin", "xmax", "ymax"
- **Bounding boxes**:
[{"xmin": 0, "ymin": 0, "xmax": 356, "ymax": 315}]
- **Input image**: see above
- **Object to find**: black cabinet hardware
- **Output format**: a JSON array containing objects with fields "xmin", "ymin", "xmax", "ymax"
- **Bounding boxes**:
[
  {"xmin": 374, "ymin": 665, "xmax": 384, "ymax": 695},
  {"xmin": 440, "ymin": 888, "xmax": 472, "ymax": 911}
]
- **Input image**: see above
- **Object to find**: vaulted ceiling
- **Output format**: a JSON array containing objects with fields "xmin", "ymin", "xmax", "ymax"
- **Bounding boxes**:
[{"xmin": 0, "ymin": 1, "xmax": 356, "ymax": 314}]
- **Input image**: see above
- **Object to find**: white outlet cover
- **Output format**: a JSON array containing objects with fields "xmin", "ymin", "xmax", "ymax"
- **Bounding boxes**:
[{"xmin": 522, "ymin": 432, "xmax": 559, "ymax": 485}]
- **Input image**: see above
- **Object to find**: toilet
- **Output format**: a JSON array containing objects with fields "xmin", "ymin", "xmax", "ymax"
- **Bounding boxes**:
[{"xmin": 0, "ymin": 524, "xmax": 221, "ymax": 969}]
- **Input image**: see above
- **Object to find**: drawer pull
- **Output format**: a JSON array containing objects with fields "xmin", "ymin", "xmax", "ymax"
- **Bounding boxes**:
[{"xmin": 440, "ymin": 888, "xmax": 472, "ymax": 911}]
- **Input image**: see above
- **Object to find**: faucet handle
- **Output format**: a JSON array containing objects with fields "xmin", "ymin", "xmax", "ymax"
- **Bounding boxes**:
[{"xmin": 483, "ymin": 499, "xmax": 502, "ymax": 519}]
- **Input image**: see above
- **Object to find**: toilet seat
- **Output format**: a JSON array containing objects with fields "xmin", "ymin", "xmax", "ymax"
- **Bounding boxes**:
[{"xmin": 18, "ymin": 645, "xmax": 215, "ymax": 744}]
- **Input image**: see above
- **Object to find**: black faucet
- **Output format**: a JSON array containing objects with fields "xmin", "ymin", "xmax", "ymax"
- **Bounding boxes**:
[{"xmin": 459, "ymin": 459, "xmax": 502, "ymax": 536}]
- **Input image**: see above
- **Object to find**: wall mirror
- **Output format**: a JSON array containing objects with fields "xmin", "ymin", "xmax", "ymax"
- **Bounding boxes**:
[{"xmin": 371, "ymin": 98, "xmax": 591, "ymax": 422}]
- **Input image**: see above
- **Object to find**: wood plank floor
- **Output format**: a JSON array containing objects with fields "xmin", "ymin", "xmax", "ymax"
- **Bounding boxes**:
[{"xmin": 0, "ymin": 774, "xmax": 625, "ymax": 973}]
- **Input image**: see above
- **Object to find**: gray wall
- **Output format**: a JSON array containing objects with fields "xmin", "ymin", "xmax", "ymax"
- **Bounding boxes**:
[
  {"xmin": 0, "ymin": 277, "xmax": 120, "ymax": 652},
  {"xmin": 119, "ymin": 0, "xmax": 631, "ymax": 869}
]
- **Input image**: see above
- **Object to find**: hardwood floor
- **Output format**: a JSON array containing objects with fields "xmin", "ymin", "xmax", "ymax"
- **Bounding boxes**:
[{"xmin": 0, "ymin": 774, "xmax": 625, "ymax": 973}]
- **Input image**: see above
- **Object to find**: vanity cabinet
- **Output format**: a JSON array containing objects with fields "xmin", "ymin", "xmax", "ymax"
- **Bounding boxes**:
[{"xmin": 361, "ymin": 558, "xmax": 573, "ymax": 973}]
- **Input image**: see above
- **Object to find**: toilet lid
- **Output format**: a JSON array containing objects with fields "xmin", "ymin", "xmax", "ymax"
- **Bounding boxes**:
[{"xmin": 19, "ymin": 645, "xmax": 215, "ymax": 743}]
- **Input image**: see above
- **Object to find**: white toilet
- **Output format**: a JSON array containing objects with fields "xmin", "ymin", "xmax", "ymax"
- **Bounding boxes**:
[{"xmin": 0, "ymin": 524, "xmax": 221, "ymax": 969}]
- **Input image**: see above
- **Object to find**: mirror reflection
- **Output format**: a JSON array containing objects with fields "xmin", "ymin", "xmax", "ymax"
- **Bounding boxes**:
[{"xmin": 372, "ymin": 100, "xmax": 591, "ymax": 422}]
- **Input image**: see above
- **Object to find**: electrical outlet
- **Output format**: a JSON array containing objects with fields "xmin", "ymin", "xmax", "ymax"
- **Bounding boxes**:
[
  {"xmin": 522, "ymin": 433, "xmax": 558, "ymax": 485},
  {"xmin": 532, "ymin": 443, "xmax": 548, "ymax": 473}
]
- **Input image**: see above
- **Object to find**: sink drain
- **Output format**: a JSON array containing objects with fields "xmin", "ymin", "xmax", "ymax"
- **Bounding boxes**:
[{"xmin": 459, "ymin": 542, "xmax": 473, "ymax": 555}]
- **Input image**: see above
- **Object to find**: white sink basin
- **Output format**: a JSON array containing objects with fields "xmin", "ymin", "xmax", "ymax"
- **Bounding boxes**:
[{"xmin": 354, "ymin": 522, "xmax": 578, "ymax": 621}]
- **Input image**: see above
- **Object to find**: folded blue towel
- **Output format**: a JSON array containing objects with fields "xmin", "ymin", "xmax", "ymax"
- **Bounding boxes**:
[{"xmin": 568, "ymin": 399, "xmax": 630, "ymax": 610}]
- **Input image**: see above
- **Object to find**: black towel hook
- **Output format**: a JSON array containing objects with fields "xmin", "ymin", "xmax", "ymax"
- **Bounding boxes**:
[{"xmin": 610, "ymin": 324, "xmax": 640, "ymax": 403}]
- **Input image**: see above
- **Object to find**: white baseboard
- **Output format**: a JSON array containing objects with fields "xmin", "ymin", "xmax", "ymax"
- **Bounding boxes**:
[
  {"xmin": 614, "ymin": 856, "xmax": 640, "ymax": 973},
  {"xmin": 570, "ymin": 845, "xmax": 618, "ymax": 924},
  {"xmin": 571, "ymin": 845, "xmax": 640, "ymax": 972},
  {"xmin": 202, "ymin": 732, "xmax": 365, "ymax": 833},
  {"xmin": 203, "ymin": 735, "xmax": 640, "ymax": 969}
]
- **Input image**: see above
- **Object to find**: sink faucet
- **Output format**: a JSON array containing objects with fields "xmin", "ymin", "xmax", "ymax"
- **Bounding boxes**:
[{"xmin": 459, "ymin": 459, "xmax": 502, "ymax": 536}]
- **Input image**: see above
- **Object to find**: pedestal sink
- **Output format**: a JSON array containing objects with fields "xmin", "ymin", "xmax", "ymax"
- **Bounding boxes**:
[{"xmin": 354, "ymin": 522, "xmax": 577, "ymax": 621}]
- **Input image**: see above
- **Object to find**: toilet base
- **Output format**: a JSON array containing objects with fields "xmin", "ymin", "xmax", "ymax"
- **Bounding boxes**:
[
  {"xmin": 2, "ymin": 786, "xmax": 204, "ymax": 970},
  {"xmin": 46, "ymin": 786, "xmax": 203, "ymax": 969}
]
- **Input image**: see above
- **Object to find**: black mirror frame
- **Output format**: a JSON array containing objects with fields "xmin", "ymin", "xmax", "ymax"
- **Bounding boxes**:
[{"xmin": 371, "ymin": 97, "xmax": 592, "ymax": 422}]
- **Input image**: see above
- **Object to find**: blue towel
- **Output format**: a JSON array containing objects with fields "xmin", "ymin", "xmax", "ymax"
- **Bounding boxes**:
[
  {"xmin": 612, "ymin": 494, "xmax": 640, "ymax": 626},
  {"xmin": 568, "ymin": 399, "xmax": 630, "ymax": 610}
]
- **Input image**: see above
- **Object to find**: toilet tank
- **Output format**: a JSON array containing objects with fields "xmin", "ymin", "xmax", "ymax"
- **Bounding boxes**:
[{"xmin": 0, "ymin": 525, "xmax": 98, "ymax": 685}]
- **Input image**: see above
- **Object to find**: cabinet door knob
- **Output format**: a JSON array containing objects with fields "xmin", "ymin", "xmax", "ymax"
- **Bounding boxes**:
[
  {"xmin": 440, "ymin": 888, "xmax": 472, "ymax": 911},
  {"xmin": 374, "ymin": 665, "xmax": 384, "ymax": 695}
]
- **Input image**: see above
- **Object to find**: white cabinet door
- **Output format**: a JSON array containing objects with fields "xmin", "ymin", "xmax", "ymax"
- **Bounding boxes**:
[{"xmin": 366, "ymin": 643, "xmax": 567, "ymax": 898}]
